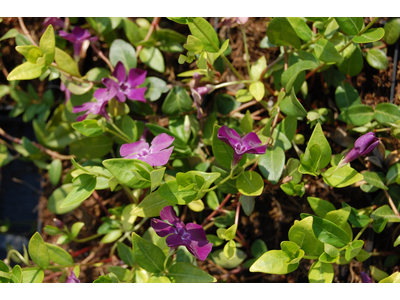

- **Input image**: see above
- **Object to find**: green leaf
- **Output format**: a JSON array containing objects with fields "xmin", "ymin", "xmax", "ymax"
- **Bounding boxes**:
[
  {"xmin": 22, "ymin": 268, "xmax": 44, "ymax": 283},
  {"xmin": 353, "ymin": 28, "xmax": 385, "ymax": 43},
  {"xmin": 299, "ymin": 144, "xmax": 321, "ymax": 176},
  {"xmin": 72, "ymin": 119, "xmax": 103, "ymax": 137},
  {"xmin": 267, "ymin": 17, "xmax": 301, "ymax": 49},
  {"xmin": 16, "ymin": 45, "xmax": 43, "ymax": 64},
  {"xmin": 335, "ymin": 17, "xmax": 364, "ymax": 35},
  {"xmin": 142, "ymin": 77, "xmax": 168, "ymax": 101},
  {"xmin": 363, "ymin": 171, "xmax": 388, "ymax": 190},
  {"xmin": 223, "ymin": 240, "xmax": 236, "ymax": 259},
  {"xmin": 300, "ymin": 214, "xmax": 351, "ymax": 247},
  {"xmin": 122, "ymin": 115, "xmax": 143, "ymax": 142},
  {"xmin": 384, "ymin": 18, "xmax": 400, "ymax": 45},
  {"xmin": 162, "ymin": 86, "xmax": 193, "ymax": 115},
  {"xmin": 240, "ymin": 194, "xmax": 255, "ymax": 216},
  {"xmin": 258, "ymin": 146, "xmax": 285, "ymax": 184},
  {"xmin": 101, "ymin": 230, "xmax": 123, "ymax": 244},
  {"xmin": 109, "ymin": 39, "xmax": 137, "ymax": 72},
  {"xmin": 387, "ymin": 163, "xmax": 400, "ymax": 185},
  {"xmin": 323, "ymin": 166, "xmax": 363, "ymax": 188},
  {"xmin": 54, "ymin": 47, "xmax": 81, "ymax": 77},
  {"xmin": 308, "ymin": 260, "xmax": 334, "ymax": 283},
  {"xmin": 40, "ymin": 25, "xmax": 55, "ymax": 65},
  {"xmin": 211, "ymin": 249, "xmax": 247, "ymax": 269},
  {"xmin": 370, "ymin": 265, "xmax": 389, "ymax": 282},
  {"xmin": 211, "ymin": 124, "xmax": 234, "ymax": 169},
  {"xmin": 335, "ymin": 81, "xmax": 361, "ymax": 111},
  {"xmin": 356, "ymin": 249, "xmax": 372, "ymax": 262},
  {"xmin": 249, "ymin": 81, "xmax": 265, "ymax": 102},
  {"xmin": 287, "ymin": 17, "xmax": 312, "ymax": 41},
  {"xmin": 108, "ymin": 266, "xmax": 130, "ymax": 282},
  {"xmin": 337, "ymin": 45, "xmax": 363, "ymax": 77},
  {"xmin": 338, "ymin": 104, "xmax": 374, "ymax": 126},
  {"xmin": 117, "ymin": 242, "xmax": 135, "ymax": 267},
  {"xmin": 367, "ymin": 48, "xmax": 389, "ymax": 70},
  {"xmin": 281, "ymin": 61, "xmax": 317, "ymax": 93},
  {"xmin": 61, "ymin": 175, "xmax": 96, "ymax": 208},
  {"xmin": 345, "ymin": 240, "xmax": 364, "ymax": 261},
  {"xmin": 28, "ymin": 232, "xmax": 50, "ymax": 269},
  {"xmin": 314, "ymin": 39, "xmax": 343, "ymax": 63},
  {"xmin": 131, "ymin": 190, "xmax": 169, "ymax": 217},
  {"xmin": 240, "ymin": 110, "xmax": 253, "ymax": 134},
  {"xmin": 7, "ymin": 62, "xmax": 47, "ymax": 81},
  {"xmin": 69, "ymin": 135, "xmax": 113, "ymax": 160},
  {"xmin": 280, "ymin": 88, "xmax": 307, "ymax": 118},
  {"xmin": 132, "ymin": 232, "xmax": 166, "ymax": 273},
  {"xmin": 157, "ymin": 179, "xmax": 197, "ymax": 204},
  {"xmin": 188, "ymin": 17, "xmax": 219, "ymax": 52},
  {"xmin": 250, "ymin": 56, "xmax": 267, "ymax": 80},
  {"xmin": 11, "ymin": 265, "xmax": 22, "ymax": 283},
  {"xmin": 150, "ymin": 168, "xmax": 165, "ymax": 192},
  {"xmin": 250, "ymin": 250, "xmax": 299, "ymax": 274},
  {"xmin": 168, "ymin": 262, "xmax": 216, "ymax": 283},
  {"xmin": 370, "ymin": 205, "xmax": 400, "ymax": 222},
  {"xmin": 71, "ymin": 222, "xmax": 85, "ymax": 238},
  {"xmin": 49, "ymin": 159, "xmax": 62, "ymax": 186},
  {"xmin": 307, "ymin": 197, "xmax": 336, "ymax": 218},
  {"xmin": 283, "ymin": 158, "xmax": 302, "ymax": 184},
  {"xmin": 139, "ymin": 46, "xmax": 165, "ymax": 73},
  {"xmin": 45, "ymin": 243, "xmax": 74, "ymax": 266},
  {"xmin": 0, "ymin": 28, "xmax": 19, "ymax": 41},
  {"xmin": 47, "ymin": 184, "xmax": 81, "ymax": 214},
  {"xmin": 288, "ymin": 217, "xmax": 324, "ymax": 256},
  {"xmin": 374, "ymin": 103, "xmax": 400, "ymax": 124},
  {"xmin": 212, "ymin": 166, "xmax": 238, "ymax": 194},
  {"xmin": 236, "ymin": 171, "xmax": 264, "ymax": 196},
  {"xmin": 379, "ymin": 272, "xmax": 400, "ymax": 283}
]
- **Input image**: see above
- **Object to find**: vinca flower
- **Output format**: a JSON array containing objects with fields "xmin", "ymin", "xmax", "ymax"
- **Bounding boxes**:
[
  {"xmin": 361, "ymin": 271, "xmax": 372, "ymax": 283},
  {"xmin": 94, "ymin": 61, "xmax": 147, "ymax": 104},
  {"xmin": 66, "ymin": 271, "xmax": 80, "ymax": 283},
  {"xmin": 120, "ymin": 133, "xmax": 174, "ymax": 167},
  {"xmin": 189, "ymin": 73, "xmax": 214, "ymax": 119},
  {"xmin": 217, "ymin": 125, "xmax": 267, "ymax": 166},
  {"xmin": 43, "ymin": 17, "xmax": 65, "ymax": 29},
  {"xmin": 338, "ymin": 132, "xmax": 379, "ymax": 167},
  {"xmin": 151, "ymin": 206, "xmax": 212, "ymax": 261},
  {"xmin": 72, "ymin": 98, "xmax": 109, "ymax": 121},
  {"xmin": 59, "ymin": 26, "xmax": 98, "ymax": 57}
]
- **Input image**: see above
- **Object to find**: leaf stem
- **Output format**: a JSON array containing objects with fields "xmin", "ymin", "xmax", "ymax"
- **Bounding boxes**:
[
  {"xmin": 72, "ymin": 233, "xmax": 102, "ymax": 243},
  {"xmin": 353, "ymin": 219, "xmax": 373, "ymax": 242},
  {"xmin": 240, "ymin": 25, "xmax": 251, "ymax": 75},
  {"xmin": 384, "ymin": 189, "xmax": 400, "ymax": 217},
  {"xmin": 214, "ymin": 80, "xmax": 254, "ymax": 90}
]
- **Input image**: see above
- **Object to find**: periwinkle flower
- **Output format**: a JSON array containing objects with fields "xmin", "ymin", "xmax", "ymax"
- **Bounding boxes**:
[
  {"xmin": 66, "ymin": 271, "xmax": 80, "ymax": 283},
  {"xmin": 94, "ymin": 61, "xmax": 147, "ymax": 104},
  {"xmin": 361, "ymin": 271, "xmax": 372, "ymax": 283},
  {"xmin": 189, "ymin": 73, "xmax": 214, "ymax": 119},
  {"xmin": 43, "ymin": 17, "xmax": 65, "ymax": 29},
  {"xmin": 59, "ymin": 26, "xmax": 98, "ymax": 57},
  {"xmin": 339, "ymin": 132, "xmax": 379, "ymax": 167},
  {"xmin": 236, "ymin": 17, "xmax": 249, "ymax": 25},
  {"xmin": 120, "ymin": 133, "xmax": 174, "ymax": 167},
  {"xmin": 151, "ymin": 206, "xmax": 213, "ymax": 261},
  {"xmin": 72, "ymin": 98, "xmax": 109, "ymax": 121},
  {"xmin": 217, "ymin": 125, "xmax": 267, "ymax": 167}
]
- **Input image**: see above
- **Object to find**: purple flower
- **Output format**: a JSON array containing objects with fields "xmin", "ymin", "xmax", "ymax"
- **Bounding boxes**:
[
  {"xmin": 361, "ymin": 271, "xmax": 372, "ymax": 283},
  {"xmin": 60, "ymin": 82, "xmax": 71, "ymax": 103},
  {"xmin": 59, "ymin": 26, "xmax": 98, "ymax": 57},
  {"xmin": 94, "ymin": 61, "xmax": 147, "ymax": 104},
  {"xmin": 236, "ymin": 17, "xmax": 249, "ymax": 25},
  {"xmin": 339, "ymin": 132, "xmax": 379, "ymax": 166},
  {"xmin": 43, "ymin": 17, "xmax": 65, "ymax": 29},
  {"xmin": 217, "ymin": 125, "xmax": 267, "ymax": 167},
  {"xmin": 120, "ymin": 133, "xmax": 174, "ymax": 167},
  {"xmin": 66, "ymin": 271, "xmax": 80, "ymax": 283},
  {"xmin": 189, "ymin": 73, "xmax": 214, "ymax": 119},
  {"xmin": 151, "ymin": 206, "xmax": 212, "ymax": 261},
  {"xmin": 72, "ymin": 98, "xmax": 109, "ymax": 121}
]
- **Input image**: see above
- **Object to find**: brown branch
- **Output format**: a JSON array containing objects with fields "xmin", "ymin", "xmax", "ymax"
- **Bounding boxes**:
[
  {"xmin": 384, "ymin": 189, "xmax": 400, "ymax": 217},
  {"xmin": 92, "ymin": 190, "xmax": 111, "ymax": 216},
  {"xmin": 91, "ymin": 43, "xmax": 114, "ymax": 72},
  {"xmin": 0, "ymin": 127, "xmax": 75, "ymax": 160},
  {"xmin": 0, "ymin": 56, "xmax": 9, "ymax": 78},
  {"xmin": 136, "ymin": 17, "xmax": 161, "ymax": 58},
  {"xmin": 229, "ymin": 100, "xmax": 257, "ymax": 116},
  {"xmin": 18, "ymin": 17, "xmax": 37, "ymax": 46},
  {"xmin": 202, "ymin": 193, "xmax": 232, "ymax": 226}
]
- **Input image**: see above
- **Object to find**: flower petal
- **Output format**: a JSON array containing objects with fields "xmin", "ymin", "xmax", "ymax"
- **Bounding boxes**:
[
  {"xmin": 160, "ymin": 206, "xmax": 184, "ymax": 227},
  {"xmin": 150, "ymin": 133, "xmax": 175, "ymax": 152},
  {"xmin": 76, "ymin": 113, "xmax": 89, "ymax": 122},
  {"xmin": 102, "ymin": 78, "xmax": 119, "ymax": 89},
  {"xmin": 242, "ymin": 132, "xmax": 262, "ymax": 148},
  {"xmin": 115, "ymin": 91, "xmax": 127, "ymax": 103},
  {"xmin": 151, "ymin": 219, "xmax": 177, "ymax": 237},
  {"xmin": 120, "ymin": 141, "xmax": 149, "ymax": 157},
  {"xmin": 244, "ymin": 144, "xmax": 267, "ymax": 155},
  {"xmin": 71, "ymin": 26, "xmax": 91, "ymax": 42},
  {"xmin": 113, "ymin": 61, "xmax": 126, "ymax": 83},
  {"xmin": 186, "ymin": 223, "xmax": 208, "ymax": 243},
  {"xmin": 217, "ymin": 125, "xmax": 242, "ymax": 148},
  {"xmin": 126, "ymin": 87, "xmax": 147, "ymax": 102},
  {"xmin": 166, "ymin": 234, "xmax": 186, "ymax": 248},
  {"xmin": 139, "ymin": 147, "xmax": 174, "ymax": 167},
  {"xmin": 59, "ymin": 30, "xmax": 76, "ymax": 43},
  {"xmin": 232, "ymin": 152, "xmax": 243, "ymax": 167},
  {"xmin": 186, "ymin": 240, "xmax": 213, "ymax": 261},
  {"xmin": 127, "ymin": 68, "xmax": 147, "ymax": 87}
]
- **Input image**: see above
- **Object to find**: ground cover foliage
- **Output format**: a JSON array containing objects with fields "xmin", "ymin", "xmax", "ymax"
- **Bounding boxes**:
[{"xmin": 1, "ymin": 17, "xmax": 400, "ymax": 283}]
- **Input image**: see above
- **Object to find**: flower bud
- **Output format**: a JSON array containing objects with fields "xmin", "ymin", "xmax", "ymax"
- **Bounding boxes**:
[
  {"xmin": 53, "ymin": 218, "xmax": 65, "ymax": 230},
  {"xmin": 341, "ymin": 132, "xmax": 379, "ymax": 166}
]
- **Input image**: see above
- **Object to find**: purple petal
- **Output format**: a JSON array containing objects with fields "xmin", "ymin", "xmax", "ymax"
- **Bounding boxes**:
[
  {"xmin": 113, "ymin": 61, "xmax": 126, "ymax": 83},
  {"xmin": 342, "ymin": 148, "xmax": 359, "ymax": 164},
  {"xmin": 186, "ymin": 223, "xmax": 208, "ymax": 243},
  {"xmin": 73, "ymin": 42, "xmax": 83, "ymax": 57},
  {"xmin": 139, "ymin": 147, "xmax": 174, "ymax": 167},
  {"xmin": 94, "ymin": 87, "xmax": 116, "ymax": 102},
  {"xmin": 361, "ymin": 271, "xmax": 372, "ymax": 283},
  {"xmin": 151, "ymin": 219, "xmax": 177, "ymax": 237},
  {"xmin": 362, "ymin": 139, "xmax": 380, "ymax": 155},
  {"xmin": 71, "ymin": 26, "xmax": 91, "ymax": 42},
  {"xmin": 126, "ymin": 87, "xmax": 147, "ymax": 102},
  {"xmin": 242, "ymin": 132, "xmax": 262, "ymax": 148},
  {"xmin": 244, "ymin": 144, "xmax": 268, "ymax": 155},
  {"xmin": 354, "ymin": 132, "xmax": 377, "ymax": 153},
  {"xmin": 76, "ymin": 113, "xmax": 89, "ymax": 122},
  {"xmin": 102, "ymin": 78, "xmax": 119, "ymax": 89},
  {"xmin": 66, "ymin": 271, "xmax": 80, "ymax": 283},
  {"xmin": 120, "ymin": 141, "xmax": 149, "ymax": 157},
  {"xmin": 150, "ymin": 133, "xmax": 175, "ymax": 152},
  {"xmin": 186, "ymin": 240, "xmax": 213, "ymax": 261},
  {"xmin": 166, "ymin": 234, "xmax": 186, "ymax": 248},
  {"xmin": 72, "ymin": 102, "xmax": 93, "ymax": 113},
  {"xmin": 217, "ymin": 125, "xmax": 242, "ymax": 148},
  {"xmin": 115, "ymin": 91, "xmax": 127, "ymax": 103},
  {"xmin": 160, "ymin": 206, "xmax": 183, "ymax": 227},
  {"xmin": 232, "ymin": 152, "xmax": 244, "ymax": 167},
  {"xmin": 59, "ymin": 30, "xmax": 76, "ymax": 43},
  {"xmin": 236, "ymin": 17, "xmax": 249, "ymax": 25},
  {"xmin": 127, "ymin": 68, "xmax": 147, "ymax": 87}
]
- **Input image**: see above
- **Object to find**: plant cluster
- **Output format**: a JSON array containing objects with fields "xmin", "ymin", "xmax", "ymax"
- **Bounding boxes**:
[{"xmin": 1, "ymin": 17, "xmax": 400, "ymax": 283}]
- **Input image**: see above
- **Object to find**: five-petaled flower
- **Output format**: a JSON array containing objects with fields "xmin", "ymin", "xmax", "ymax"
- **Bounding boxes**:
[
  {"xmin": 59, "ymin": 26, "xmax": 98, "ymax": 57},
  {"xmin": 189, "ymin": 73, "xmax": 214, "ymax": 119},
  {"xmin": 66, "ymin": 271, "xmax": 80, "ymax": 283},
  {"xmin": 72, "ymin": 98, "xmax": 109, "ymax": 121},
  {"xmin": 151, "ymin": 206, "xmax": 212, "ymax": 261},
  {"xmin": 120, "ymin": 133, "xmax": 174, "ymax": 167},
  {"xmin": 94, "ymin": 61, "xmax": 147, "ymax": 104},
  {"xmin": 217, "ymin": 125, "xmax": 267, "ymax": 167},
  {"xmin": 338, "ymin": 132, "xmax": 379, "ymax": 167}
]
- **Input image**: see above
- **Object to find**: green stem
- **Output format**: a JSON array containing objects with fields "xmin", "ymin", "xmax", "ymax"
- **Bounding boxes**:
[
  {"xmin": 240, "ymin": 25, "xmax": 251, "ymax": 75},
  {"xmin": 72, "ymin": 233, "xmax": 102, "ymax": 243},
  {"xmin": 133, "ymin": 217, "xmax": 149, "ymax": 232},
  {"xmin": 110, "ymin": 232, "xmax": 130, "ymax": 257},
  {"xmin": 303, "ymin": 255, "xmax": 319, "ymax": 260},
  {"xmin": 6, "ymin": 250, "xmax": 30, "ymax": 266},
  {"xmin": 214, "ymin": 80, "xmax": 254, "ymax": 90},
  {"xmin": 105, "ymin": 128, "xmax": 132, "ymax": 144},
  {"xmin": 122, "ymin": 184, "xmax": 137, "ymax": 204},
  {"xmin": 353, "ymin": 219, "xmax": 374, "ymax": 242},
  {"xmin": 203, "ymin": 168, "xmax": 236, "ymax": 193},
  {"xmin": 108, "ymin": 121, "xmax": 134, "ymax": 143}
]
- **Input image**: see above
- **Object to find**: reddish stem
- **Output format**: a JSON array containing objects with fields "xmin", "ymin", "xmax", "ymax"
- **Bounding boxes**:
[{"xmin": 202, "ymin": 193, "xmax": 232, "ymax": 226}]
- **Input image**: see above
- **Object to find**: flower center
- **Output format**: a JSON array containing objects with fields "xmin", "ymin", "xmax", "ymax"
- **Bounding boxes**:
[
  {"xmin": 177, "ymin": 227, "xmax": 191, "ymax": 241},
  {"xmin": 235, "ymin": 143, "xmax": 246, "ymax": 153},
  {"xmin": 137, "ymin": 148, "xmax": 150, "ymax": 157},
  {"xmin": 119, "ymin": 82, "xmax": 130, "ymax": 92}
]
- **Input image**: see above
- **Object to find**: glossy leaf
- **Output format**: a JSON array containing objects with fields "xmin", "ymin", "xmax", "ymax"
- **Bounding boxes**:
[
  {"xmin": 240, "ymin": 194, "xmax": 255, "ymax": 216},
  {"xmin": 387, "ymin": 162, "xmax": 400, "ymax": 185},
  {"xmin": 282, "ymin": 61, "xmax": 317, "ymax": 93},
  {"xmin": 158, "ymin": 179, "xmax": 197, "ymax": 204},
  {"xmin": 132, "ymin": 232, "xmax": 166, "ymax": 273},
  {"xmin": 308, "ymin": 261, "xmax": 334, "ymax": 283},
  {"xmin": 374, "ymin": 103, "xmax": 400, "ymax": 124},
  {"xmin": 211, "ymin": 248, "xmax": 247, "ymax": 269},
  {"xmin": 335, "ymin": 17, "xmax": 364, "ymax": 35},
  {"xmin": 162, "ymin": 86, "xmax": 193, "ymax": 115},
  {"xmin": 367, "ymin": 48, "xmax": 389, "ymax": 70},
  {"xmin": 323, "ymin": 166, "xmax": 363, "ymax": 188},
  {"xmin": 188, "ymin": 17, "xmax": 219, "ymax": 52},
  {"xmin": 117, "ymin": 242, "xmax": 135, "ymax": 267},
  {"xmin": 143, "ymin": 77, "xmax": 168, "ymax": 101},
  {"xmin": 338, "ymin": 104, "xmax": 374, "ymax": 126},
  {"xmin": 69, "ymin": 135, "xmax": 113, "ymax": 160},
  {"xmin": 139, "ymin": 46, "xmax": 165, "ymax": 73},
  {"xmin": 258, "ymin": 146, "xmax": 285, "ymax": 184},
  {"xmin": 22, "ymin": 268, "xmax": 44, "ymax": 283},
  {"xmin": 370, "ymin": 205, "xmax": 400, "ymax": 222},
  {"xmin": 47, "ymin": 184, "xmax": 81, "ymax": 214},
  {"xmin": 61, "ymin": 175, "xmax": 96, "ymax": 208},
  {"xmin": 266, "ymin": 17, "xmax": 301, "ymax": 49},
  {"xmin": 11, "ymin": 265, "xmax": 22, "ymax": 283},
  {"xmin": 307, "ymin": 197, "xmax": 336, "ymax": 218},
  {"xmin": 249, "ymin": 81, "xmax": 265, "ymax": 102},
  {"xmin": 236, "ymin": 171, "xmax": 264, "ymax": 196},
  {"xmin": 283, "ymin": 158, "xmax": 302, "ymax": 184},
  {"xmin": 337, "ymin": 45, "xmax": 363, "ymax": 77},
  {"xmin": 168, "ymin": 262, "xmax": 216, "ymax": 283},
  {"xmin": 250, "ymin": 250, "xmax": 299, "ymax": 274},
  {"xmin": 288, "ymin": 217, "xmax": 324, "ymax": 256},
  {"xmin": 54, "ymin": 47, "xmax": 81, "ymax": 77},
  {"xmin": 353, "ymin": 28, "xmax": 385, "ymax": 43},
  {"xmin": 101, "ymin": 230, "xmax": 123, "ymax": 244},
  {"xmin": 345, "ymin": 240, "xmax": 364, "ymax": 261},
  {"xmin": 40, "ymin": 24, "xmax": 55, "ymax": 65},
  {"xmin": 49, "ymin": 159, "xmax": 62, "ymax": 185},
  {"xmin": 28, "ymin": 232, "xmax": 50, "ymax": 269},
  {"xmin": 335, "ymin": 81, "xmax": 361, "ymax": 111},
  {"xmin": 363, "ymin": 171, "xmax": 388, "ymax": 190},
  {"xmin": 280, "ymin": 88, "xmax": 307, "ymax": 118},
  {"xmin": 109, "ymin": 39, "xmax": 137, "ymax": 72},
  {"xmin": 314, "ymin": 39, "xmax": 343, "ymax": 63},
  {"xmin": 72, "ymin": 119, "xmax": 103, "ymax": 137},
  {"xmin": 383, "ymin": 18, "xmax": 400, "ymax": 45},
  {"xmin": 7, "ymin": 62, "xmax": 47, "ymax": 81},
  {"xmin": 287, "ymin": 17, "xmax": 312, "ymax": 41},
  {"xmin": 150, "ymin": 167, "xmax": 165, "ymax": 192},
  {"xmin": 46, "ymin": 243, "xmax": 74, "ymax": 266}
]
